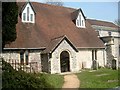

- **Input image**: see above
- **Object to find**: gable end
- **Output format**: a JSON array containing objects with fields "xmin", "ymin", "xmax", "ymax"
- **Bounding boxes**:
[
  {"xmin": 71, "ymin": 8, "xmax": 86, "ymax": 28},
  {"xmin": 51, "ymin": 36, "xmax": 78, "ymax": 53},
  {"xmin": 21, "ymin": 2, "xmax": 35, "ymax": 23}
]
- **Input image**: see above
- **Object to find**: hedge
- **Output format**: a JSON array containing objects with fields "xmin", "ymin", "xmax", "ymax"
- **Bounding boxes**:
[{"xmin": 2, "ymin": 59, "xmax": 54, "ymax": 89}]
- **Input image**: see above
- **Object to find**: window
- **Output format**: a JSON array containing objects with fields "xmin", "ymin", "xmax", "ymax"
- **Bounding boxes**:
[
  {"xmin": 108, "ymin": 32, "xmax": 111, "ymax": 36},
  {"xmin": 76, "ymin": 20, "xmax": 79, "ymax": 26},
  {"xmin": 95, "ymin": 50, "xmax": 97, "ymax": 60},
  {"xmin": 92, "ymin": 50, "xmax": 94, "ymax": 60},
  {"xmin": 92, "ymin": 50, "xmax": 97, "ymax": 69},
  {"xmin": 76, "ymin": 14, "xmax": 85, "ymax": 28},
  {"xmin": 20, "ymin": 50, "xmax": 29, "ymax": 65},
  {"xmin": 30, "ymin": 14, "xmax": 33, "ymax": 21},
  {"xmin": 92, "ymin": 50, "xmax": 97, "ymax": 60},
  {"xmin": 27, "ymin": 7, "xmax": 29, "ymax": 21},
  {"xmin": 25, "ymin": 50, "xmax": 29, "ymax": 65},
  {"xmin": 79, "ymin": 15, "xmax": 81, "ymax": 26},
  {"xmin": 82, "ymin": 20, "xmax": 84, "ymax": 26},
  {"xmin": 22, "ymin": 3, "xmax": 35, "ymax": 23},
  {"xmin": 23, "ymin": 13, "xmax": 26, "ymax": 21},
  {"xmin": 20, "ymin": 51, "xmax": 24, "ymax": 65}
]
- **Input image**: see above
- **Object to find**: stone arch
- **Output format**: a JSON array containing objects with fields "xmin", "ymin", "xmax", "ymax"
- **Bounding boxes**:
[{"xmin": 60, "ymin": 50, "xmax": 70, "ymax": 72}]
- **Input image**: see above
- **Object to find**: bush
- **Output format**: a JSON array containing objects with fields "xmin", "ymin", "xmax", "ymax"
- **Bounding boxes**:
[{"xmin": 2, "ymin": 59, "xmax": 54, "ymax": 89}]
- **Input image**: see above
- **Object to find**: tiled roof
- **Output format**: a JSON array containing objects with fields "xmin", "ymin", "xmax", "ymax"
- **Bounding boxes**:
[
  {"xmin": 5, "ymin": 2, "xmax": 105, "ymax": 50},
  {"xmin": 45, "ymin": 35, "xmax": 78, "ymax": 53},
  {"xmin": 87, "ymin": 19, "xmax": 119, "ymax": 28}
]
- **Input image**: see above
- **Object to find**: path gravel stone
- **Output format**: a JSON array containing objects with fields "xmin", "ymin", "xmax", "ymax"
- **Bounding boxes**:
[{"xmin": 62, "ymin": 74, "xmax": 80, "ymax": 88}]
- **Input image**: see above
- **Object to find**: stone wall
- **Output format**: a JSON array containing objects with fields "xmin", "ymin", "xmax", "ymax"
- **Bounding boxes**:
[
  {"xmin": 51, "ymin": 39, "xmax": 78, "ymax": 74},
  {"xmin": 2, "ymin": 51, "xmax": 20, "ymax": 63},
  {"xmin": 2, "ymin": 50, "xmax": 42, "ymax": 72},
  {"xmin": 29, "ymin": 50, "xmax": 42, "ymax": 72}
]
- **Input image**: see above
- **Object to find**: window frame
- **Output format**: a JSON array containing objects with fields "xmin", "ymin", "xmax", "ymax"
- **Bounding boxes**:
[
  {"xmin": 76, "ymin": 19, "xmax": 79, "ymax": 26},
  {"xmin": 20, "ymin": 51, "xmax": 24, "ymax": 65},
  {"xmin": 92, "ymin": 50, "xmax": 97, "ymax": 60},
  {"xmin": 20, "ymin": 50, "xmax": 29, "ymax": 65},
  {"xmin": 79, "ymin": 15, "xmax": 81, "ymax": 26},
  {"xmin": 27, "ymin": 7, "xmax": 29, "ymax": 21},
  {"xmin": 23, "ymin": 13, "xmax": 26, "ymax": 21},
  {"xmin": 76, "ymin": 13, "xmax": 85, "ymax": 28},
  {"xmin": 25, "ymin": 50, "xmax": 29, "ymax": 65},
  {"xmin": 30, "ymin": 14, "xmax": 33, "ymax": 21},
  {"xmin": 95, "ymin": 50, "xmax": 97, "ymax": 60},
  {"xmin": 108, "ymin": 32, "xmax": 111, "ymax": 36}
]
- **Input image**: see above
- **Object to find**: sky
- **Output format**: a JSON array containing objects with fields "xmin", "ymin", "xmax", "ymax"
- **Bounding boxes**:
[
  {"xmin": 32, "ymin": 0, "xmax": 119, "ymax": 23},
  {"xmin": 64, "ymin": 2, "xmax": 118, "ymax": 22}
]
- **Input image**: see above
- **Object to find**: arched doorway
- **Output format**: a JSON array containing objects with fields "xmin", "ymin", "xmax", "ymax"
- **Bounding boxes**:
[
  {"xmin": 112, "ymin": 59, "xmax": 116, "ymax": 70},
  {"xmin": 60, "ymin": 51, "xmax": 70, "ymax": 72}
]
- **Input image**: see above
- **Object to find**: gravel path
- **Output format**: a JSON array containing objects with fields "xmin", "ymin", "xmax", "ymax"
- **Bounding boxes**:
[{"xmin": 62, "ymin": 74, "xmax": 80, "ymax": 88}]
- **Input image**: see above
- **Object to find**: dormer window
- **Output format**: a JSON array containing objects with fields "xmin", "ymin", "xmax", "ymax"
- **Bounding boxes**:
[
  {"xmin": 76, "ymin": 13, "xmax": 85, "ymax": 28},
  {"xmin": 21, "ymin": 2, "xmax": 35, "ymax": 23},
  {"xmin": 71, "ymin": 8, "xmax": 86, "ymax": 28}
]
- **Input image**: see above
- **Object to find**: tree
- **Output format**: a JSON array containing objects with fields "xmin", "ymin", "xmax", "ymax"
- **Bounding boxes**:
[
  {"xmin": 45, "ymin": 0, "xmax": 64, "ymax": 6},
  {"xmin": 2, "ymin": 2, "xmax": 18, "ymax": 48}
]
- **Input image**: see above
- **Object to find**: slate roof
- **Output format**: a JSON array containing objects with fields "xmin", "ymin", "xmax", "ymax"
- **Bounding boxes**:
[
  {"xmin": 5, "ymin": 2, "xmax": 105, "ymax": 50},
  {"xmin": 87, "ymin": 19, "xmax": 119, "ymax": 28}
]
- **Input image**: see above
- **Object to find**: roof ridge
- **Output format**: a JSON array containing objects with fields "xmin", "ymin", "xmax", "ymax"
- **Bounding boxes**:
[
  {"xmin": 51, "ymin": 35, "xmax": 65, "ymax": 41},
  {"xmin": 31, "ymin": 2, "xmax": 76, "ymax": 11},
  {"xmin": 87, "ymin": 18, "xmax": 115, "ymax": 24}
]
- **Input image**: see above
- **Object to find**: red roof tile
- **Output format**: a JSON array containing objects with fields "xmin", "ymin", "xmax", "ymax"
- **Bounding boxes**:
[
  {"xmin": 45, "ymin": 35, "xmax": 78, "ymax": 53},
  {"xmin": 5, "ymin": 2, "xmax": 105, "ymax": 50}
]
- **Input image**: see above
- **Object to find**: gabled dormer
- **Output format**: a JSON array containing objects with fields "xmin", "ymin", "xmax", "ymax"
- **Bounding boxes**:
[
  {"xmin": 71, "ymin": 8, "xmax": 86, "ymax": 28},
  {"xmin": 21, "ymin": 2, "xmax": 35, "ymax": 23}
]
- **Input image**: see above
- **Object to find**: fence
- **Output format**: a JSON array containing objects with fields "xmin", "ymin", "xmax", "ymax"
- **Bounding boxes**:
[{"xmin": 5, "ymin": 59, "xmax": 39, "ymax": 73}]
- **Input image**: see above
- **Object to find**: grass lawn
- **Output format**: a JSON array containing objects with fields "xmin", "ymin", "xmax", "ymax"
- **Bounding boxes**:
[
  {"xmin": 76, "ymin": 68, "xmax": 119, "ymax": 88},
  {"xmin": 39, "ymin": 73, "xmax": 64, "ymax": 88}
]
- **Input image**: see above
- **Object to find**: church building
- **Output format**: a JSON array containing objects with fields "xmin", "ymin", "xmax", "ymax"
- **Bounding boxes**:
[{"xmin": 2, "ymin": 2, "xmax": 107, "ymax": 74}]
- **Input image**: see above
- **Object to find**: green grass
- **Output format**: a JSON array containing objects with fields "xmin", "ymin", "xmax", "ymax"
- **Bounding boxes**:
[
  {"xmin": 38, "ymin": 73, "xmax": 64, "ymax": 88},
  {"xmin": 76, "ymin": 68, "xmax": 119, "ymax": 88},
  {"xmin": 2, "ymin": 59, "xmax": 64, "ymax": 89}
]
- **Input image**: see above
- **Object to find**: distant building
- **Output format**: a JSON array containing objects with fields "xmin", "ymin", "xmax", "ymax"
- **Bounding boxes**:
[{"xmin": 88, "ymin": 19, "xmax": 120, "ymax": 69}]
